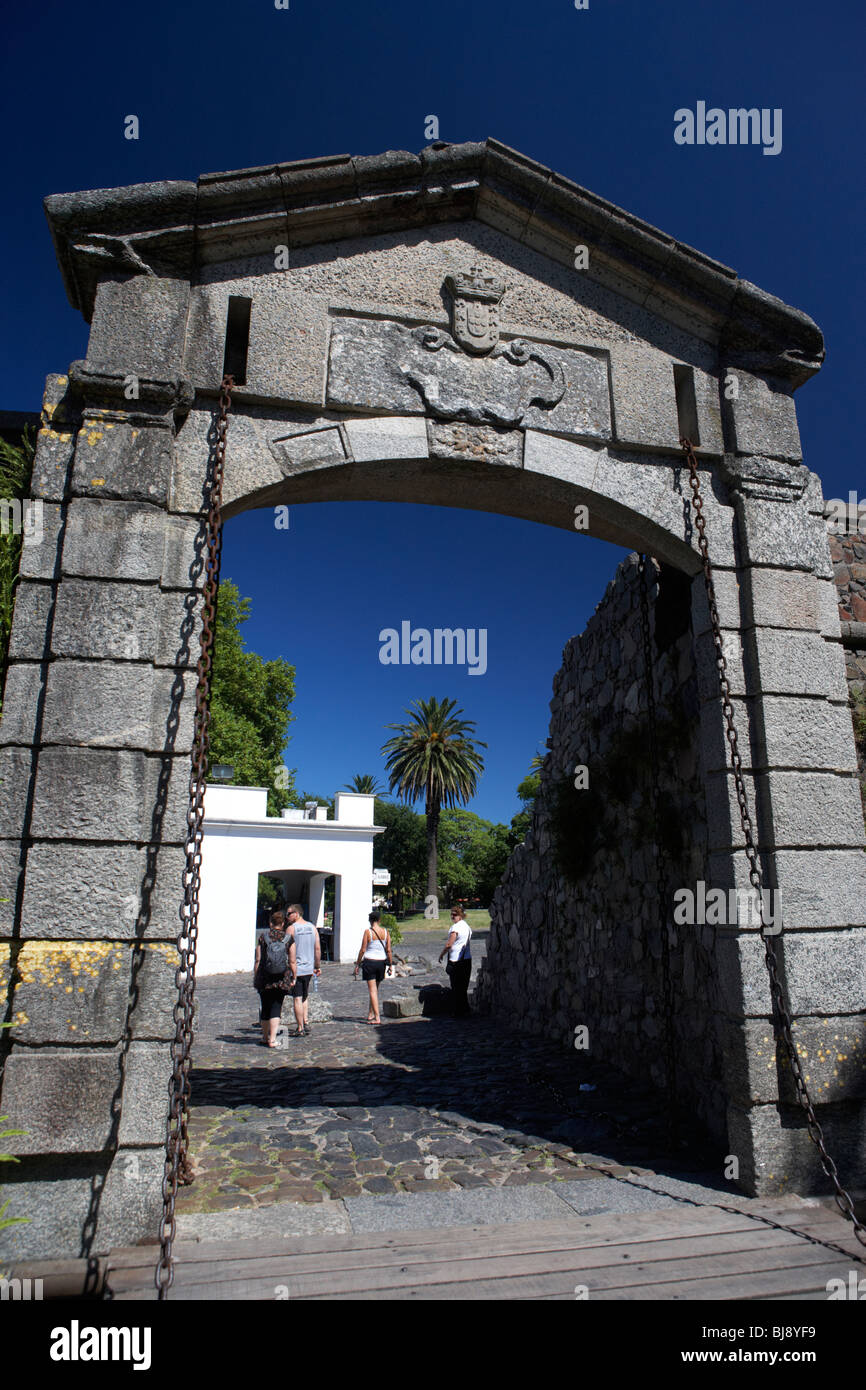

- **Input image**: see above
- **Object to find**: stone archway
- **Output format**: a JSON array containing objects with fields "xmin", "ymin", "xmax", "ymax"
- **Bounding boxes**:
[{"xmin": 0, "ymin": 139, "xmax": 863, "ymax": 1257}]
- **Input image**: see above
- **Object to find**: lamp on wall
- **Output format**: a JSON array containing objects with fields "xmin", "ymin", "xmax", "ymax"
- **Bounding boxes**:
[{"xmin": 210, "ymin": 764, "xmax": 234, "ymax": 783}]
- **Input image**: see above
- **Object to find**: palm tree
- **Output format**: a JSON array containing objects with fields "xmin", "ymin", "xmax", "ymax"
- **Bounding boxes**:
[
  {"xmin": 342, "ymin": 773, "xmax": 385, "ymax": 795},
  {"xmin": 381, "ymin": 697, "xmax": 486, "ymax": 900}
]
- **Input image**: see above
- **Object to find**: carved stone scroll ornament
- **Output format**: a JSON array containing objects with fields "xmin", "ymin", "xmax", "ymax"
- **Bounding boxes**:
[
  {"xmin": 402, "ymin": 325, "xmax": 565, "ymax": 426},
  {"xmin": 395, "ymin": 268, "xmax": 566, "ymax": 427}
]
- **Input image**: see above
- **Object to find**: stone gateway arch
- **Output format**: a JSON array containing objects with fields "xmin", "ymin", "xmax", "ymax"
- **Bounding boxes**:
[{"xmin": 0, "ymin": 139, "xmax": 863, "ymax": 1258}]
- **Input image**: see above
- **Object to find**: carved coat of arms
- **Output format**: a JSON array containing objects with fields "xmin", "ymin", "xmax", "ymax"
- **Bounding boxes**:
[{"xmin": 445, "ymin": 268, "xmax": 504, "ymax": 355}]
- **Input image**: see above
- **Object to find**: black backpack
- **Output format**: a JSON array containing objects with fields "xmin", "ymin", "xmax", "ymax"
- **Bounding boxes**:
[{"xmin": 264, "ymin": 934, "xmax": 288, "ymax": 978}]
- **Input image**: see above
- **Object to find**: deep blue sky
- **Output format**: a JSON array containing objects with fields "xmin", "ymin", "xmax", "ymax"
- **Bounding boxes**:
[{"xmin": 2, "ymin": 0, "xmax": 863, "ymax": 823}]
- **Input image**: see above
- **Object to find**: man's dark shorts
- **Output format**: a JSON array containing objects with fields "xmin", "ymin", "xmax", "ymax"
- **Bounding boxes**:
[{"xmin": 291, "ymin": 974, "xmax": 313, "ymax": 1000}]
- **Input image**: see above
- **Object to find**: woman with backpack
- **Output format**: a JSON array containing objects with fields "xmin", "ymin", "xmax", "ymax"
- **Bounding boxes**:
[
  {"xmin": 254, "ymin": 909, "xmax": 296, "ymax": 1046},
  {"xmin": 353, "ymin": 909, "xmax": 393, "ymax": 1024}
]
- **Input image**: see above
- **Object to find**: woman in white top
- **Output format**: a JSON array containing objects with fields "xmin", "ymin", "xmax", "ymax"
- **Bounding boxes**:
[
  {"xmin": 438, "ymin": 904, "xmax": 472, "ymax": 1017},
  {"xmin": 353, "ymin": 910, "xmax": 393, "ymax": 1024}
]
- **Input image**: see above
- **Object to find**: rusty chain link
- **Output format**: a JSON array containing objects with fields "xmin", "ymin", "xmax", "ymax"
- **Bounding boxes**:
[
  {"xmin": 681, "ymin": 435, "xmax": 865, "ymax": 1248},
  {"xmin": 155, "ymin": 376, "xmax": 234, "ymax": 1296},
  {"xmin": 638, "ymin": 554, "xmax": 678, "ymax": 1148}
]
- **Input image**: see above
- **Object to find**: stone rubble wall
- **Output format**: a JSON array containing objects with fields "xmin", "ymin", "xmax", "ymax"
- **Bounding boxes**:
[
  {"xmin": 830, "ymin": 531, "xmax": 866, "ymax": 701},
  {"xmin": 474, "ymin": 554, "xmax": 725, "ymax": 1142}
]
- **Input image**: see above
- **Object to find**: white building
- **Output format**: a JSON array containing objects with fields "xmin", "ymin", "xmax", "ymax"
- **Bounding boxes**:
[{"xmin": 197, "ymin": 786, "xmax": 385, "ymax": 973}]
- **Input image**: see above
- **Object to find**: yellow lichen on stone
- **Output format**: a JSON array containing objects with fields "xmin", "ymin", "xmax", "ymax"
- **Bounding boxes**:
[
  {"xmin": 86, "ymin": 431, "xmax": 103, "ymax": 446},
  {"xmin": 15, "ymin": 940, "xmax": 128, "ymax": 986}
]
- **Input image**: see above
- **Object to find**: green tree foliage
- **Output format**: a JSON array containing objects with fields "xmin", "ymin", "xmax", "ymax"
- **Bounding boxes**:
[
  {"xmin": 371, "ymin": 798, "xmax": 508, "ymax": 910},
  {"xmin": 508, "ymin": 770, "xmax": 541, "ymax": 848},
  {"xmin": 373, "ymin": 798, "xmax": 426, "ymax": 912},
  {"xmin": 343, "ymin": 773, "xmax": 385, "ymax": 794},
  {"xmin": 0, "ymin": 430, "xmax": 35, "ymax": 712},
  {"xmin": 379, "ymin": 911, "xmax": 402, "ymax": 946},
  {"xmin": 437, "ymin": 807, "xmax": 511, "ymax": 902},
  {"xmin": 381, "ymin": 696, "xmax": 486, "ymax": 898},
  {"xmin": 257, "ymin": 874, "xmax": 284, "ymax": 909},
  {"xmin": 209, "ymin": 579, "xmax": 297, "ymax": 815}
]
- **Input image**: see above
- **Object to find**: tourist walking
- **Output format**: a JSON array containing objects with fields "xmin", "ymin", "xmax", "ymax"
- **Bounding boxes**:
[
  {"xmin": 286, "ymin": 903, "xmax": 322, "ymax": 1037},
  {"xmin": 353, "ymin": 910, "xmax": 393, "ymax": 1024},
  {"xmin": 253, "ymin": 909, "xmax": 296, "ymax": 1047},
  {"xmin": 439, "ymin": 906, "xmax": 472, "ymax": 1017}
]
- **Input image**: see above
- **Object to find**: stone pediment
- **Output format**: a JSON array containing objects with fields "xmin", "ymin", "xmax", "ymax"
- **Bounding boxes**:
[{"xmin": 45, "ymin": 138, "xmax": 823, "ymax": 385}]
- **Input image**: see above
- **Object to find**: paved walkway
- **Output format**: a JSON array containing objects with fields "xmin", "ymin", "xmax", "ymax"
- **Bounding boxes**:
[{"xmin": 179, "ymin": 930, "xmax": 730, "ymax": 1224}]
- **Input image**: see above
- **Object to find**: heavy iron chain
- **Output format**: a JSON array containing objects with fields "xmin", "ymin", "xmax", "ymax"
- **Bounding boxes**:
[
  {"xmin": 681, "ymin": 435, "xmax": 866, "ymax": 1249},
  {"xmin": 638, "ymin": 554, "xmax": 679, "ymax": 1150},
  {"xmin": 155, "ymin": 376, "xmax": 235, "ymax": 1296}
]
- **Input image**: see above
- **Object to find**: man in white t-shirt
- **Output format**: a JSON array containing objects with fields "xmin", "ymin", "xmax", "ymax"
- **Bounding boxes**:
[{"xmin": 438, "ymin": 905, "xmax": 472, "ymax": 1017}]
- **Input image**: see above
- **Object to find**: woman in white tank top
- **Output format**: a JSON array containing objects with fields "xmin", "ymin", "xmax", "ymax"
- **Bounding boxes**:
[{"xmin": 353, "ymin": 910, "xmax": 393, "ymax": 1024}]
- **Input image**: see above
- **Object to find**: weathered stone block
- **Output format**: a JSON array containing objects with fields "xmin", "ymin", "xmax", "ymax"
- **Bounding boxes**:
[
  {"xmin": 427, "ymin": 420, "xmax": 522, "ymax": 468},
  {"xmin": 722, "ymin": 371, "xmax": 802, "ymax": 462},
  {"xmin": 0, "ymin": 746, "xmax": 36, "ymax": 839},
  {"xmin": 741, "ymin": 771, "xmax": 865, "ymax": 849},
  {"xmin": 155, "ymin": 588, "xmax": 203, "ymax": 668},
  {"xmin": 1, "ymin": 940, "xmax": 179, "ymax": 1044},
  {"xmin": 0, "ymin": 838, "xmax": 23, "ymax": 937},
  {"xmin": 344, "ymin": 415, "xmax": 428, "ymax": 463},
  {"xmin": 736, "ymin": 496, "xmax": 832, "ymax": 575},
  {"xmin": 696, "ymin": 626, "xmax": 849, "ymax": 702},
  {"xmin": 725, "ymin": 1098, "xmax": 866, "ymax": 1196},
  {"xmin": 523, "ymin": 431, "xmax": 598, "ymax": 489},
  {"xmin": 742, "ymin": 567, "xmax": 828, "ymax": 633},
  {"xmin": 0, "ymin": 1147, "xmax": 165, "ymax": 1261},
  {"xmin": 0, "ymin": 663, "xmax": 47, "ymax": 747},
  {"xmin": 608, "ymin": 342, "xmax": 680, "ymax": 450},
  {"xmin": 40, "ymin": 662, "xmax": 194, "ymax": 752},
  {"xmin": 52, "ymin": 579, "xmax": 160, "ymax": 661},
  {"xmin": 708, "ymin": 848, "xmax": 866, "ymax": 930},
  {"xmin": 382, "ymin": 994, "xmax": 423, "ymax": 1018},
  {"xmin": 699, "ymin": 695, "xmax": 859, "ymax": 775},
  {"xmin": 716, "ymin": 928, "xmax": 866, "ymax": 1017},
  {"xmin": 2, "ymin": 1051, "xmax": 122, "ymax": 1153},
  {"xmin": 270, "ymin": 425, "xmax": 347, "ymax": 471},
  {"xmin": 30, "ymin": 426, "xmax": 75, "ymax": 502},
  {"xmin": 0, "ymin": 1160, "xmax": 105, "ymax": 1261},
  {"xmin": 720, "ymin": 1016, "xmax": 866, "ymax": 1106},
  {"xmin": 18, "ymin": 503, "xmax": 63, "ymax": 581},
  {"xmin": 7, "ymin": 581, "xmax": 54, "ymax": 661},
  {"xmin": 30, "ymin": 748, "xmax": 189, "ymax": 843},
  {"xmin": 117, "ymin": 1043, "xmax": 172, "ymax": 1145},
  {"xmin": 61, "ymin": 500, "xmax": 203, "ymax": 590},
  {"xmin": 17, "ymin": 843, "xmax": 186, "ymax": 940},
  {"xmin": 72, "ymin": 417, "xmax": 173, "ymax": 506},
  {"xmin": 86, "ymin": 275, "xmax": 190, "ymax": 380},
  {"xmin": 61, "ymin": 499, "xmax": 165, "ymax": 581},
  {"xmin": 690, "ymin": 568, "xmax": 742, "ymax": 636}
]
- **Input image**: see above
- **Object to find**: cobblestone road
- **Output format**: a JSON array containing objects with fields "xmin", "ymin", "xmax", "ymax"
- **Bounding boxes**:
[{"xmin": 179, "ymin": 931, "xmax": 720, "ymax": 1215}]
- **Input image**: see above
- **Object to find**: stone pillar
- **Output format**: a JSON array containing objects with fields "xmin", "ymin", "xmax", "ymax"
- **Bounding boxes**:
[
  {"xmin": 0, "ymin": 276, "xmax": 205, "ymax": 1257},
  {"xmin": 695, "ymin": 371, "xmax": 866, "ymax": 1194}
]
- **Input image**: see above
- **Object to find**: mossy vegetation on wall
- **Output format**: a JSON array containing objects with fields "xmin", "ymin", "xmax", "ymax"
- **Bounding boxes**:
[{"xmin": 548, "ymin": 712, "xmax": 688, "ymax": 885}]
